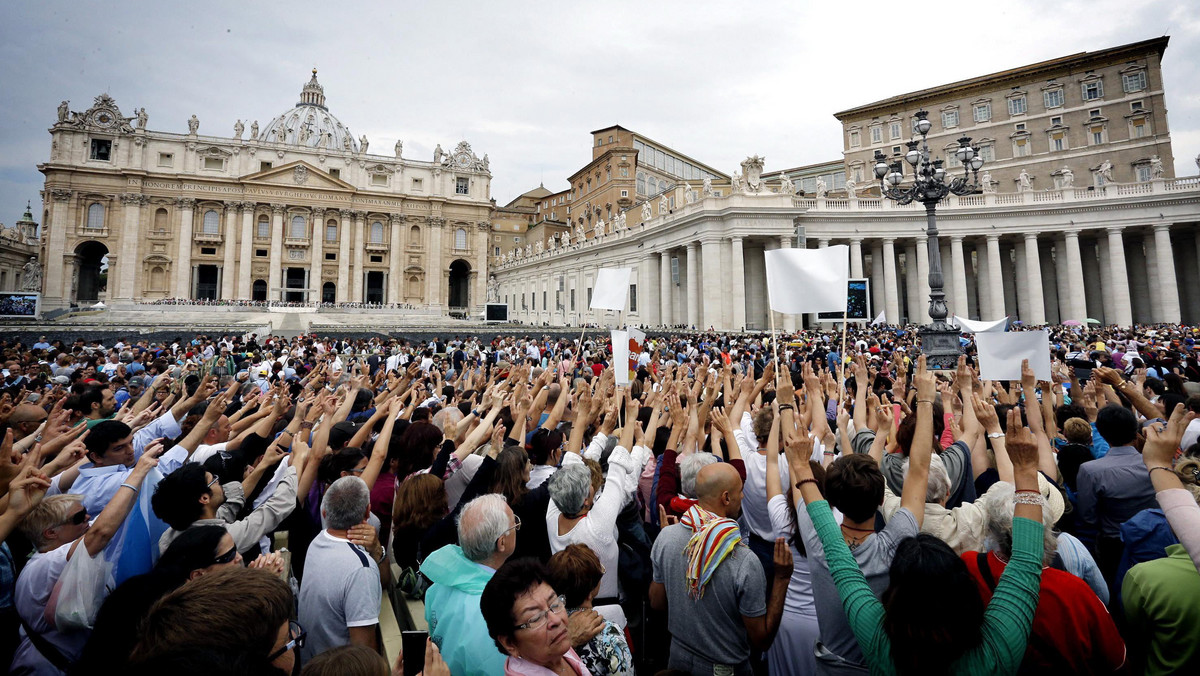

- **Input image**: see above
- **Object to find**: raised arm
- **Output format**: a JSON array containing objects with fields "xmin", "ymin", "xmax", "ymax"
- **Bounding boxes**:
[
  {"xmin": 1143, "ymin": 403, "xmax": 1200, "ymax": 569},
  {"xmin": 1020, "ymin": 360, "xmax": 1059, "ymax": 481},
  {"xmin": 901, "ymin": 355, "xmax": 935, "ymax": 527}
]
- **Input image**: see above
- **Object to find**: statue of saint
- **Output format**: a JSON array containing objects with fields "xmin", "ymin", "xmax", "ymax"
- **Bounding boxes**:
[
  {"xmin": 779, "ymin": 174, "xmax": 796, "ymax": 195},
  {"xmin": 618, "ymin": 211, "xmax": 627, "ymax": 230},
  {"xmin": 482, "ymin": 154, "xmax": 489, "ymax": 171},
  {"xmin": 731, "ymin": 172, "xmax": 744, "ymax": 194},
  {"xmin": 394, "ymin": 140, "xmax": 403, "ymax": 158},
  {"xmin": 187, "ymin": 114, "xmax": 199, "ymax": 134},
  {"xmin": 1059, "ymin": 167, "xmax": 1074, "ymax": 188},
  {"xmin": 487, "ymin": 275, "xmax": 500, "ymax": 302},
  {"xmin": 359, "ymin": 135, "xmax": 369, "ymax": 154},
  {"xmin": 1150, "ymin": 155, "xmax": 1165, "ymax": 179},
  {"xmin": 815, "ymin": 176, "xmax": 828, "ymax": 198},
  {"xmin": 1096, "ymin": 159, "xmax": 1114, "ymax": 183},
  {"xmin": 57, "ymin": 101, "xmax": 69, "ymax": 123},
  {"xmin": 234, "ymin": 119, "xmax": 244, "ymax": 139},
  {"xmin": 137, "ymin": 107, "xmax": 148, "ymax": 129},
  {"xmin": 20, "ymin": 257, "xmax": 41, "ymax": 292},
  {"xmin": 702, "ymin": 176, "xmax": 715, "ymax": 197},
  {"xmin": 844, "ymin": 176, "xmax": 857, "ymax": 197},
  {"xmin": 343, "ymin": 134, "xmax": 351, "ymax": 150},
  {"xmin": 595, "ymin": 217, "xmax": 605, "ymax": 235},
  {"xmin": 684, "ymin": 183, "xmax": 696, "ymax": 204},
  {"xmin": 250, "ymin": 120, "xmax": 259, "ymax": 140},
  {"xmin": 433, "ymin": 144, "xmax": 444, "ymax": 165},
  {"xmin": 980, "ymin": 170, "xmax": 995, "ymax": 193},
  {"xmin": 658, "ymin": 193, "xmax": 670, "ymax": 215},
  {"xmin": 576, "ymin": 222, "xmax": 586, "ymax": 242},
  {"xmin": 1017, "ymin": 169, "xmax": 1033, "ymax": 191},
  {"xmin": 641, "ymin": 201, "xmax": 652, "ymax": 221}
]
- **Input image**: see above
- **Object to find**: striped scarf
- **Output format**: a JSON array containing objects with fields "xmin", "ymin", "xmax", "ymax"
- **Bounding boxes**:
[{"xmin": 680, "ymin": 504, "xmax": 743, "ymax": 600}]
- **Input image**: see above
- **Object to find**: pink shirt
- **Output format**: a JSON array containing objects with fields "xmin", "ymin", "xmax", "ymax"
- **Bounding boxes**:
[{"xmin": 505, "ymin": 648, "xmax": 590, "ymax": 676}]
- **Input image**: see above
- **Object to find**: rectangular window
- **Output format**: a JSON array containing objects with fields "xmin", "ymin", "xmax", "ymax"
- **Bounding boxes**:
[
  {"xmin": 325, "ymin": 224, "xmax": 337, "ymax": 241},
  {"xmin": 587, "ymin": 288, "xmax": 592, "ymax": 307},
  {"xmin": 257, "ymin": 221, "xmax": 269, "ymax": 238},
  {"xmin": 973, "ymin": 103, "xmax": 991, "ymax": 123},
  {"xmin": 260, "ymin": 161, "xmax": 272, "ymax": 171},
  {"xmin": 870, "ymin": 126, "xmax": 882, "ymax": 144},
  {"xmin": 256, "ymin": 249, "xmax": 268, "ymax": 257},
  {"xmin": 1123, "ymin": 71, "xmax": 1147, "ymax": 93},
  {"xmin": 411, "ymin": 178, "xmax": 423, "ymax": 191},
  {"xmin": 1130, "ymin": 100, "xmax": 1144, "ymax": 112},
  {"xmin": 456, "ymin": 177, "xmax": 469, "ymax": 195},
  {"xmin": 1043, "ymin": 89, "xmax": 1064, "ymax": 109},
  {"xmin": 371, "ymin": 174, "xmax": 388, "ymax": 186},
  {"xmin": 200, "ymin": 247, "xmax": 216, "ymax": 256},
  {"xmin": 325, "ymin": 252, "xmax": 337, "ymax": 260},
  {"xmin": 1014, "ymin": 138, "xmax": 1030, "ymax": 157},
  {"xmin": 1008, "ymin": 96, "xmax": 1027, "ymax": 116},
  {"xmin": 979, "ymin": 145, "xmax": 995, "ymax": 162},
  {"xmin": 890, "ymin": 122, "xmax": 902, "ymax": 139},
  {"xmin": 203, "ymin": 157, "xmax": 223, "ymax": 170},
  {"xmin": 620, "ymin": 190, "xmax": 628, "ymax": 198},
  {"xmin": 1050, "ymin": 116, "xmax": 1062, "ymax": 126},
  {"xmin": 941, "ymin": 109, "xmax": 959, "ymax": 128},
  {"xmin": 370, "ymin": 255, "xmax": 383, "ymax": 263},
  {"xmin": 1136, "ymin": 165, "xmax": 1152, "ymax": 182},
  {"xmin": 1051, "ymin": 132, "xmax": 1065, "ymax": 152},
  {"xmin": 1090, "ymin": 126, "xmax": 1105, "ymax": 145},
  {"xmin": 328, "ymin": 168, "xmax": 340, "ymax": 179},
  {"xmin": 157, "ymin": 152, "xmax": 174, "ymax": 167},
  {"xmin": 1132, "ymin": 118, "xmax": 1147, "ymax": 138},
  {"xmin": 89, "ymin": 139, "xmax": 112, "ymax": 161},
  {"xmin": 892, "ymin": 146, "xmax": 901, "ymax": 155},
  {"xmin": 570, "ymin": 289, "xmax": 576, "ymax": 311},
  {"xmin": 1082, "ymin": 80, "xmax": 1104, "ymax": 101},
  {"xmin": 629, "ymin": 284, "xmax": 637, "ymax": 313},
  {"xmin": 849, "ymin": 130, "xmax": 860, "ymax": 148},
  {"xmin": 1088, "ymin": 108, "xmax": 1101, "ymax": 118},
  {"xmin": 1015, "ymin": 123, "xmax": 1026, "ymax": 131},
  {"xmin": 542, "ymin": 291, "xmax": 547, "ymax": 309},
  {"xmin": 946, "ymin": 151, "xmax": 961, "ymax": 168}
]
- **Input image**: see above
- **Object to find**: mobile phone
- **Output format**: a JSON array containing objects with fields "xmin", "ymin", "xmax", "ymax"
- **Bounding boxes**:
[{"xmin": 402, "ymin": 630, "xmax": 429, "ymax": 676}]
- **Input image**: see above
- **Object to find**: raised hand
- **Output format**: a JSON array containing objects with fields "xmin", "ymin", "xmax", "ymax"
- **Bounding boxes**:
[
  {"xmin": 1004, "ymin": 408, "xmax": 1038, "ymax": 473},
  {"xmin": 1144, "ymin": 403, "xmax": 1194, "ymax": 470}
]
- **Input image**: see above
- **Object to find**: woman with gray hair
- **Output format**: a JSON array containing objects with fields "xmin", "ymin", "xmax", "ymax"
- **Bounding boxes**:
[
  {"xmin": 546, "ymin": 394, "xmax": 652, "ymax": 630},
  {"xmin": 960, "ymin": 481, "xmax": 1126, "ymax": 673}
]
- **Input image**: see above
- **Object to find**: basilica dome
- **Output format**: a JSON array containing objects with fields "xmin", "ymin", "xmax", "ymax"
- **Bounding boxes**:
[{"xmin": 260, "ymin": 70, "xmax": 359, "ymax": 152}]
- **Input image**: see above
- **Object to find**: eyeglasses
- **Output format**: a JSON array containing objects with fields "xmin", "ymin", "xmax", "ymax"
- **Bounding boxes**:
[
  {"xmin": 206, "ymin": 475, "xmax": 220, "ymax": 489},
  {"xmin": 65, "ymin": 509, "xmax": 89, "ymax": 526},
  {"xmin": 514, "ymin": 595, "xmax": 568, "ymax": 631},
  {"xmin": 498, "ymin": 515, "xmax": 521, "ymax": 540},
  {"xmin": 211, "ymin": 545, "xmax": 238, "ymax": 566},
  {"xmin": 267, "ymin": 620, "xmax": 306, "ymax": 662},
  {"xmin": 347, "ymin": 467, "xmax": 365, "ymax": 474}
]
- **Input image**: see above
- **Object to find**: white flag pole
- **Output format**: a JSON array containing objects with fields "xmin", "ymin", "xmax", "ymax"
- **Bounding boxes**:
[{"xmin": 769, "ymin": 308, "xmax": 781, "ymax": 391}]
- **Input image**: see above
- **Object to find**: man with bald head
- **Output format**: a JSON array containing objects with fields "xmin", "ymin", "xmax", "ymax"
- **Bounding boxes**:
[
  {"xmin": 5, "ymin": 403, "xmax": 48, "ymax": 444},
  {"xmin": 650, "ymin": 462, "xmax": 792, "ymax": 676}
]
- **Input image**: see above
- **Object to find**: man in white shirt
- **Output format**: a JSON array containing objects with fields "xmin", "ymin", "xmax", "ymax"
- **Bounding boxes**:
[{"xmin": 298, "ymin": 477, "xmax": 383, "ymax": 661}]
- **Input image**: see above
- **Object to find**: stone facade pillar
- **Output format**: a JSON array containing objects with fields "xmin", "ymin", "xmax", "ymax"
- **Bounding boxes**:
[
  {"xmin": 731, "ymin": 237, "xmax": 746, "ymax": 331},
  {"xmin": 388, "ymin": 214, "xmax": 403, "ymax": 304},
  {"xmin": 915, "ymin": 236, "xmax": 931, "ymax": 324},
  {"xmin": 268, "ymin": 204, "xmax": 284, "ymax": 301},
  {"xmin": 870, "ymin": 240, "xmax": 885, "ymax": 321},
  {"xmin": 849, "ymin": 238, "xmax": 863, "ymax": 278},
  {"xmin": 659, "ymin": 250, "xmax": 673, "ymax": 327},
  {"xmin": 352, "ymin": 211, "xmax": 366, "ymax": 302},
  {"xmin": 904, "ymin": 242, "xmax": 921, "ymax": 324},
  {"xmin": 117, "ymin": 193, "xmax": 144, "ymax": 300},
  {"xmin": 475, "ymin": 222, "xmax": 490, "ymax": 313},
  {"xmin": 985, "ymin": 235, "xmax": 1005, "ymax": 320},
  {"xmin": 1152, "ymin": 224, "xmax": 1181, "ymax": 323},
  {"xmin": 44, "ymin": 190, "xmax": 72, "ymax": 301},
  {"xmin": 336, "ymin": 210, "xmax": 351, "ymax": 303},
  {"xmin": 1060, "ymin": 231, "xmax": 1087, "ymax": 323},
  {"xmin": 1023, "ymin": 234, "xmax": 1046, "ymax": 325},
  {"xmin": 1144, "ymin": 234, "xmax": 1165, "ymax": 321},
  {"xmin": 221, "ymin": 202, "xmax": 239, "ymax": 300},
  {"xmin": 238, "ymin": 204, "xmax": 254, "ymax": 299},
  {"xmin": 642, "ymin": 252, "xmax": 660, "ymax": 327},
  {"xmin": 686, "ymin": 242, "xmax": 699, "ymax": 328},
  {"xmin": 882, "ymin": 238, "xmax": 899, "ymax": 325},
  {"xmin": 949, "ymin": 236, "xmax": 968, "ymax": 319},
  {"xmin": 779, "ymin": 236, "xmax": 796, "ymax": 332},
  {"xmin": 427, "ymin": 217, "xmax": 444, "ymax": 308},
  {"xmin": 174, "ymin": 198, "xmax": 196, "ymax": 298},
  {"xmin": 701, "ymin": 238, "xmax": 723, "ymax": 330}
]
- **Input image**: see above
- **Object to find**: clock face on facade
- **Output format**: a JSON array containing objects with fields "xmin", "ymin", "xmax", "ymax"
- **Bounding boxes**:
[{"xmin": 94, "ymin": 111, "xmax": 115, "ymax": 127}]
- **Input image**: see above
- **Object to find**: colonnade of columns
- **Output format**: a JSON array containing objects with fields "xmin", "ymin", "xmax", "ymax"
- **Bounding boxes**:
[{"xmin": 840, "ymin": 224, "xmax": 1195, "ymax": 327}]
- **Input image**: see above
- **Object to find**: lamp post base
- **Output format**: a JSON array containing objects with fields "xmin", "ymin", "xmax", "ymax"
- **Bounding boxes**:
[{"xmin": 919, "ymin": 322, "xmax": 962, "ymax": 370}]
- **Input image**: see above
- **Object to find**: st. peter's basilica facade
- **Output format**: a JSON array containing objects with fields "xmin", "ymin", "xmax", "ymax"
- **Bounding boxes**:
[{"xmin": 36, "ymin": 70, "xmax": 493, "ymax": 312}]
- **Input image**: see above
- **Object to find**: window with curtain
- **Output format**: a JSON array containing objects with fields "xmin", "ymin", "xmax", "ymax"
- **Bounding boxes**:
[
  {"xmin": 370, "ymin": 221, "xmax": 384, "ymax": 243},
  {"xmin": 86, "ymin": 203, "xmax": 104, "ymax": 229},
  {"xmin": 257, "ymin": 215, "xmax": 269, "ymax": 238},
  {"xmin": 325, "ymin": 219, "xmax": 337, "ymax": 241},
  {"xmin": 455, "ymin": 228, "xmax": 467, "ymax": 249},
  {"xmin": 290, "ymin": 215, "xmax": 305, "ymax": 239},
  {"xmin": 203, "ymin": 209, "xmax": 220, "ymax": 234}
]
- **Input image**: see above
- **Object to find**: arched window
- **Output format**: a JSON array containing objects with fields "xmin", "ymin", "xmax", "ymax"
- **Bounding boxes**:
[
  {"xmin": 257, "ymin": 215, "xmax": 269, "ymax": 238},
  {"xmin": 408, "ymin": 275, "xmax": 421, "ymax": 297},
  {"xmin": 455, "ymin": 228, "xmax": 467, "ymax": 249},
  {"xmin": 252, "ymin": 279, "xmax": 267, "ymax": 301},
  {"xmin": 290, "ymin": 215, "xmax": 305, "ymax": 239},
  {"xmin": 322, "ymin": 282, "xmax": 335, "ymax": 303},
  {"xmin": 154, "ymin": 208, "xmax": 168, "ymax": 230},
  {"xmin": 202, "ymin": 209, "xmax": 220, "ymax": 234},
  {"xmin": 409, "ymin": 225, "xmax": 421, "ymax": 245},
  {"xmin": 86, "ymin": 203, "xmax": 105, "ymax": 229},
  {"xmin": 325, "ymin": 219, "xmax": 337, "ymax": 241},
  {"xmin": 370, "ymin": 221, "xmax": 384, "ymax": 243},
  {"xmin": 149, "ymin": 266, "xmax": 165, "ymax": 291}
]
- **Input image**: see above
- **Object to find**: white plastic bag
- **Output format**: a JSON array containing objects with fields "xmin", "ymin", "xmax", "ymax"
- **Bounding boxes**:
[{"xmin": 53, "ymin": 546, "xmax": 113, "ymax": 631}]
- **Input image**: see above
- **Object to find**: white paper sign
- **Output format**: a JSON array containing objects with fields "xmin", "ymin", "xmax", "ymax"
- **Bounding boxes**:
[
  {"xmin": 953, "ymin": 315, "xmax": 1008, "ymax": 333},
  {"xmin": 590, "ymin": 268, "xmax": 633, "ymax": 312},
  {"xmin": 611, "ymin": 330, "xmax": 630, "ymax": 385},
  {"xmin": 975, "ymin": 330, "xmax": 1051, "ymax": 381},
  {"xmin": 871, "ymin": 310, "xmax": 886, "ymax": 326},
  {"xmin": 764, "ymin": 245, "xmax": 849, "ymax": 314}
]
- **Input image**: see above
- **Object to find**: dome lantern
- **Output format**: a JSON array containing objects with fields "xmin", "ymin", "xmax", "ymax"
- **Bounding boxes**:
[{"xmin": 299, "ymin": 68, "xmax": 327, "ymax": 109}]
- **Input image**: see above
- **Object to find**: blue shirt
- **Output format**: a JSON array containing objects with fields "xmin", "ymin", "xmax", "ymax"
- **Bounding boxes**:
[{"xmin": 1075, "ymin": 445, "xmax": 1158, "ymax": 549}]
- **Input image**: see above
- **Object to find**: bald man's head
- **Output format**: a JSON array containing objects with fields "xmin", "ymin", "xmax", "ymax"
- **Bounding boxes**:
[
  {"xmin": 694, "ymin": 462, "xmax": 744, "ymax": 519},
  {"xmin": 8, "ymin": 403, "xmax": 47, "ymax": 435}
]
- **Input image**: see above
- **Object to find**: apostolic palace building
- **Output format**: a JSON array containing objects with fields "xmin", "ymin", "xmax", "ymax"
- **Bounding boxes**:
[
  {"xmin": 36, "ymin": 70, "xmax": 493, "ymax": 313},
  {"xmin": 492, "ymin": 36, "xmax": 1200, "ymax": 330}
]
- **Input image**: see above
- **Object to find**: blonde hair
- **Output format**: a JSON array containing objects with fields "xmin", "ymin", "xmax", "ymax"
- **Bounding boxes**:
[
  {"xmin": 1176, "ymin": 457, "xmax": 1200, "ymax": 504},
  {"xmin": 19, "ymin": 495, "xmax": 83, "ymax": 550},
  {"xmin": 1063, "ymin": 418, "xmax": 1092, "ymax": 445}
]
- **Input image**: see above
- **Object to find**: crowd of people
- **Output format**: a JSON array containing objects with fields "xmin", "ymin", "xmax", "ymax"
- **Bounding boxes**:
[
  {"xmin": 0, "ymin": 321, "xmax": 1198, "ymax": 675},
  {"xmin": 138, "ymin": 299, "xmax": 426, "ymax": 311}
]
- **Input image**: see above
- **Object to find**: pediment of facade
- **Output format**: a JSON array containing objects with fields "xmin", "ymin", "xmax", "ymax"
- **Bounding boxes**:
[{"xmin": 240, "ymin": 161, "xmax": 355, "ymax": 191}]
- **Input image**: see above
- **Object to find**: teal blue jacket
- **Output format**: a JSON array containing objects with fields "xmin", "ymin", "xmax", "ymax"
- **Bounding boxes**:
[{"xmin": 421, "ymin": 545, "xmax": 507, "ymax": 676}]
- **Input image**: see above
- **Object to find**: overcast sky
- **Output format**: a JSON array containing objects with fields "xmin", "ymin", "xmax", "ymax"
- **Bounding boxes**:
[{"xmin": 1, "ymin": 0, "xmax": 1197, "ymax": 224}]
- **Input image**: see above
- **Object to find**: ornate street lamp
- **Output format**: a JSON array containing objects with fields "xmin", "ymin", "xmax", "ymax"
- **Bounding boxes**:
[{"xmin": 874, "ymin": 110, "xmax": 985, "ymax": 369}]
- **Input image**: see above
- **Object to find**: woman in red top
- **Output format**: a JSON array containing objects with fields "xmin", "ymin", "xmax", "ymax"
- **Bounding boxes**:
[{"xmin": 964, "ymin": 482, "xmax": 1126, "ymax": 674}]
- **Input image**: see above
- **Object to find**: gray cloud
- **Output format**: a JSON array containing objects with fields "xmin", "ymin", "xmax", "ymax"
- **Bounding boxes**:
[{"xmin": 1, "ymin": 0, "xmax": 1196, "ymax": 223}]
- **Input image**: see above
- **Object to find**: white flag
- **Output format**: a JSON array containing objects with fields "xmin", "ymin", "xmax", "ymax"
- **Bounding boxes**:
[
  {"xmin": 953, "ymin": 315, "xmax": 1008, "ymax": 333},
  {"xmin": 590, "ymin": 268, "xmax": 633, "ymax": 312},
  {"xmin": 975, "ymin": 330, "xmax": 1051, "ymax": 381},
  {"xmin": 764, "ymin": 245, "xmax": 849, "ymax": 314},
  {"xmin": 611, "ymin": 330, "xmax": 630, "ymax": 385},
  {"xmin": 871, "ymin": 310, "xmax": 886, "ymax": 326}
]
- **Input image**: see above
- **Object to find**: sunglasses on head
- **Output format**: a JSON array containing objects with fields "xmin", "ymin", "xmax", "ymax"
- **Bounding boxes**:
[{"xmin": 67, "ymin": 509, "xmax": 88, "ymax": 526}]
